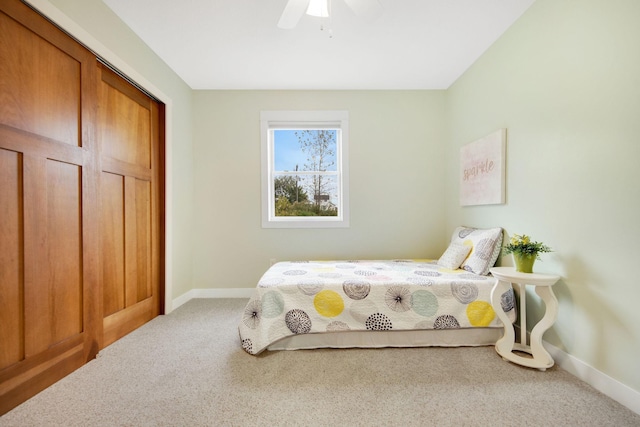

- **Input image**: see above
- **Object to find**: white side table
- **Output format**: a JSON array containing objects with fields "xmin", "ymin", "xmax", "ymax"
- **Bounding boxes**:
[{"xmin": 490, "ymin": 267, "xmax": 560, "ymax": 371}]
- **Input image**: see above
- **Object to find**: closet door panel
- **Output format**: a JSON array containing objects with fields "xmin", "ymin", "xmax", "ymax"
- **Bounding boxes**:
[
  {"xmin": 22, "ymin": 155, "xmax": 50, "ymax": 357},
  {"xmin": 47, "ymin": 160, "xmax": 83, "ymax": 343},
  {"xmin": 135, "ymin": 178, "xmax": 152, "ymax": 302},
  {"xmin": 0, "ymin": 10, "xmax": 81, "ymax": 147},
  {"xmin": 124, "ymin": 176, "xmax": 139, "ymax": 307},
  {"xmin": 22, "ymin": 159, "xmax": 83, "ymax": 355},
  {"xmin": 101, "ymin": 172, "xmax": 126, "ymax": 317},
  {"xmin": 0, "ymin": 149, "xmax": 23, "ymax": 370},
  {"xmin": 99, "ymin": 74, "xmax": 151, "ymax": 167}
]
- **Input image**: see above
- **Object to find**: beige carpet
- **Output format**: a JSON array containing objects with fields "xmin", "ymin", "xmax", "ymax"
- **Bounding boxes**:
[{"xmin": 2, "ymin": 298, "xmax": 639, "ymax": 426}]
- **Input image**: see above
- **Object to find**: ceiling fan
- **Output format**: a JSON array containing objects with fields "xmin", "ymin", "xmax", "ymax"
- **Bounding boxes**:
[{"xmin": 277, "ymin": 0, "xmax": 383, "ymax": 30}]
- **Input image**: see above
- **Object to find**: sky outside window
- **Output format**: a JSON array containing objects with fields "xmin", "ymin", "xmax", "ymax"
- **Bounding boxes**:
[{"xmin": 273, "ymin": 129, "xmax": 337, "ymax": 172}]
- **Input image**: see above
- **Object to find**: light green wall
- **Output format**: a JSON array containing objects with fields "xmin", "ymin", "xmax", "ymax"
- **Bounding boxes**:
[
  {"xmin": 191, "ymin": 91, "xmax": 448, "ymax": 289},
  {"xmin": 41, "ymin": 0, "xmax": 196, "ymax": 300},
  {"xmin": 446, "ymin": 0, "xmax": 640, "ymax": 392}
]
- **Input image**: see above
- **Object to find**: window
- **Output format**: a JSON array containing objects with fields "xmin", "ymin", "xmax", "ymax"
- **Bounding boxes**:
[{"xmin": 261, "ymin": 111, "xmax": 349, "ymax": 228}]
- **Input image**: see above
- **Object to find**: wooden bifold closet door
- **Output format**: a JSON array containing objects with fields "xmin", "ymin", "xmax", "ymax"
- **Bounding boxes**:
[
  {"xmin": 0, "ymin": 0, "xmax": 164, "ymax": 414},
  {"xmin": 0, "ymin": 0, "xmax": 100, "ymax": 414},
  {"xmin": 97, "ymin": 63, "xmax": 164, "ymax": 348}
]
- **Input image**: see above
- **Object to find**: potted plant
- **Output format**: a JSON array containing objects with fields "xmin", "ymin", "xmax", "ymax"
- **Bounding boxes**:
[{"xmin": 502, "ymin": 234, "xmax": 552, "ymax": 273}]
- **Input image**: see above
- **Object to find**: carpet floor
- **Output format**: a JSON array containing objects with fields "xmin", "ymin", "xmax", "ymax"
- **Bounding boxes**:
[{"xmin": 2, "ymin": 298, "xmax": 639, "ymax": 426}]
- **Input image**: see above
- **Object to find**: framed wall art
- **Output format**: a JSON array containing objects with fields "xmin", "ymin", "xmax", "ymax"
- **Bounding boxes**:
[{"xmin": 459, "ymin": 129, "xmax": 506, "ymax": 206}]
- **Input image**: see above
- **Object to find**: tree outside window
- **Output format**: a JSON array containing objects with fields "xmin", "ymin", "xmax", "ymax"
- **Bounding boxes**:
[{"xmin": 274, "ymin": 129, "xmax": 338, "ymax": 217}]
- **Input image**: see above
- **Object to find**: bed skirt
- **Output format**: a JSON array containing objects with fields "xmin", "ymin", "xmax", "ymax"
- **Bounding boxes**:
[{"xmin": 267, "ymin": 328, "xmax": 502, "ymax": 351}]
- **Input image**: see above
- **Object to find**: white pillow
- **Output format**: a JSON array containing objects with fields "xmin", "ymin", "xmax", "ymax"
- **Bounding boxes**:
[
  {"xmin": 437, "ymin": 243, "xmax": 472, "ymax": 270},
  {"xmin": 449, "ymin": 226, "xmax": 503, "ymax": 275}
]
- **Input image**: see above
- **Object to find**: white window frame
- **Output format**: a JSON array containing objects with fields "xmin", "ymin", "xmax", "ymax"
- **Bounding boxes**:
[{"xmin": 261, "ymin": 110, "xmax": 349, "ymax": 228}]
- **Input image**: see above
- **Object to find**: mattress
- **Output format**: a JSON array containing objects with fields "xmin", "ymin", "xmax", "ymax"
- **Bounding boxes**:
[{"xmin": 239, "ymin": 260, "xmax": 516, "ymax": 355}]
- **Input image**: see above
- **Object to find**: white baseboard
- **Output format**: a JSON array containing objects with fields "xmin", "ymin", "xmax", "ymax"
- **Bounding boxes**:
[
  {"xmin": 171, "ymin": 290, "xmax": 639, "ymax": 416},
  {"xmin": 545, "ymin": 341, "xmax": 640, "ymax": 415},
  {"xmin": 513, "ymin": 325, "xmax": 639, "ymax": 415},
  {"xmin": 172, "ymin": 288, "xmax": 253, "ymax": 310}
]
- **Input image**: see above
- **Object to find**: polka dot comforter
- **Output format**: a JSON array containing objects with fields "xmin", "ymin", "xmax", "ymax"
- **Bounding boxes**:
[{"xmin": 239, "ymin": 260, "xmax": 516, "ymax": 355}]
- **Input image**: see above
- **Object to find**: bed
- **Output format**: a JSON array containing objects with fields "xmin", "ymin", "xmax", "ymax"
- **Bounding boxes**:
[{"xmin": 239, "ymin": 227, "xmax": 515, "ymax": 355}]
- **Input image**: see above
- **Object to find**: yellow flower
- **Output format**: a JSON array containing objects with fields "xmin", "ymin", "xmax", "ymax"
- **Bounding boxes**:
[{"xmin": 503, "ymin": 233, "xmax": 552, "ymax": 259}]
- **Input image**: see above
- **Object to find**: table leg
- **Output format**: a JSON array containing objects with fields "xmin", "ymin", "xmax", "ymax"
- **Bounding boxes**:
[
  {"xmin": 517, "ymin": 282, "xmax": 526, "ymax": 348},
  {"xmin": 530, "ymin": 285, "xmax": 558, "ymax": 367},
  {"xmin": 491, "ymin": 279, "xmax": 515, "ymax": 357}
]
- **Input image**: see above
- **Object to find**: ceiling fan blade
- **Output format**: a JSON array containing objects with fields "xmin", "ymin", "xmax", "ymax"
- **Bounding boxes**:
[
  {"xmin": 343, "ymin": 0, "xmax": 383, "ymax": 20},
  {"xmin": 277, "ymin": 0, "xmax": 310, "ymax": 29}
]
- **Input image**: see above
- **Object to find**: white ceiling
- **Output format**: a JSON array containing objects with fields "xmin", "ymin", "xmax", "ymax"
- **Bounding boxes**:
[{"xmin": 101, "ymin": 0, "xmax": 535, "ymax": 90}]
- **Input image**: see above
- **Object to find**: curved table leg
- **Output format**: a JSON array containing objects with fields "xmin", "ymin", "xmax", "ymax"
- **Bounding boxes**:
[
  {"xmin": 530, "ymin": 285, "xmax": 558, "ymax": 368},
  {"xmin": 491, "ymin": 279, "xmax": 515, "ymax": 357}
]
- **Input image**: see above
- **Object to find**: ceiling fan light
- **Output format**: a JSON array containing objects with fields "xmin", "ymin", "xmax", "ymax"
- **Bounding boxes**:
[{"xmin": 306, "ymin": 0, "xmax": 329, "ymax": 17}]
